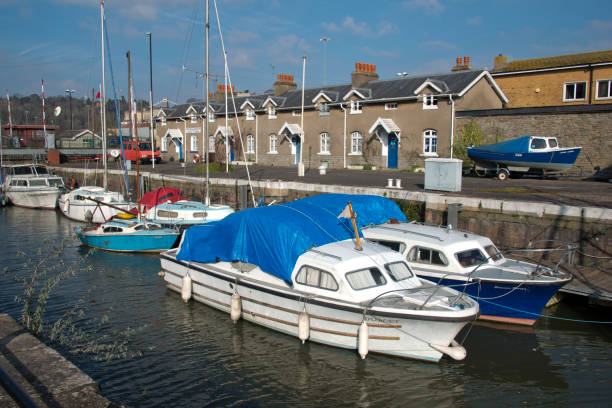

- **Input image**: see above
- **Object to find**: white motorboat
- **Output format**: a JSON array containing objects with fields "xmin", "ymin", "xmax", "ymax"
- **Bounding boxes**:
[
  {"xmin": 58, "ymin": 186, "xmax": 133, "ymax": 223},
  {"xmin": 160, "ymin": 196, "xmax": 479, "ymax": 362},
  {"xmin": 362, "ymin": 222, "xmax": 573, "ymax": 326},
  {"xmin": 2, "ymin": 164, "xmax": 64, "ymax": 209}
]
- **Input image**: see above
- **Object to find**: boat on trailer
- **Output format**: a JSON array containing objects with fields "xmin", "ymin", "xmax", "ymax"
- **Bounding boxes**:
[
  {"xmin": 160, "ymin": 195, "xmax": 479, "ymax": 362},
  {"xmin": 467, "ymin": 135, "xmax": 581, "ymax": 179}
]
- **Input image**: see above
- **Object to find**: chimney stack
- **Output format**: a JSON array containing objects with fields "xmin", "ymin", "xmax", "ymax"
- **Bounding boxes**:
[
  {"xmin": 273, "ymin": 73, "xmax": 297, "ymax": 96},
  {"xmin": 494, "ymin": 54, "xmax": 508, "ymax": 70},
  {"xmin": 451, "ymin": 56, "xmax": 472, "ymax": 71},
  {"xmin": 351, "ymin": 62, "xmax": 378, "ymax": 88},
  {"xmin": 215, "ymin": 84, "xmax": 235, "ymax": 103}
]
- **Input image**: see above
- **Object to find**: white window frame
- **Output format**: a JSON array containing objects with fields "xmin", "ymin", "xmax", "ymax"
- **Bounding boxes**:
[
  {"xmin": 269, "ymin": 134, "xmax": 278, "ymax": 154},
  {"xmin": 292, "ymin": 110, "xmax": 301, "ymax": 117},
  {"xmin": 246, "ymin": 107, "xmax": 255, "ymax": 121},
  {"xmin": 208, "ymin": 135, "xmax": 215, "ymax": 153},
  {"xmin": 385, "ymin": 102, "xmax": 398, "ymax": 110},
  {"xmin": 190, "ymin": 135, "xmax": 198, "ymax": 152},
  {"xmin": 423, "ymin": 129, "xmax": 438, "ymax": 155},
  {"xmin": 161, "ymin": 117, "xmax": 166, "ymax": 126},
  {"xmin": 350, "ymin": 131, "xmax": 362, "ymax": 155},
  {"xmin": 563, "ymin": 81, "xmax": 587, "ymax": 102},
  {"xmin": 208, "ymin": 113, "xmax": 215, "ymax": 122},
  {"xmin": 161, "ymin": 136, "xmax": 167, "ymax": 152},
  {"xmin": 267, "ymin": 106, "xmax": 276, "ymax": 119},
  {"xmin": 596, "ymin": 79, "xmax": 612, "ymax": 100},
  {"xmin": 246, "ymin": 134, "xmax": 255, "ymax": 154},
  {"xmin": 319, "ymin": 132, "xmax": 330, "ymax": 155},
  {"xmin": 190, "ymin": 114, "xmax": 198, "ymax": 124},
  {"xmin": 423, "ymin": 94, "xmax": 438, "ymax": 110},
  {"xmin": 350, "ymin": 100, "xmax": 362, "ymax": 114}
]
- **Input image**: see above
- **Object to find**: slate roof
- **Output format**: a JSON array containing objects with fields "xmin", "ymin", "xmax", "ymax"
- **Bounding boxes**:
[
  {"xmin": 494, "ymin": 50, "xmax": 612, "ymax": 73},
  {"xmin": 161, "ymin": 69, "xmax": 498, "ymax": 118}
]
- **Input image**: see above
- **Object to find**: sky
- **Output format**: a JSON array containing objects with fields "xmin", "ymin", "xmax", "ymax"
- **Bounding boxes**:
[{"xmin": 1, "ymin": 0, "xmax": 612, "ymax": 106}]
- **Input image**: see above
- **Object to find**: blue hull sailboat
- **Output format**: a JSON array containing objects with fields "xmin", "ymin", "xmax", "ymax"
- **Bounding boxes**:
[
  {"xmin": 75, "ymin": 218, "xmax": 179, "ymax": 252},
  {"xmin": 467, "ymin": 135, "xmax": 581, "ymax": 179}
]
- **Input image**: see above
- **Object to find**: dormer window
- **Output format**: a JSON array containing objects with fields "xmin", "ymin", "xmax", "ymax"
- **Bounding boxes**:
[
  {"xmin": 245, "ymin": 107, "xmax": 255, "ymax": 120},
  {"xmin": 350, "ymin": 100, "xmax": 362, "ymax": 114},
  {"xmin": 423, "ymin": 94, "xmax": 438, "ymax": 110},
  {"xmin": 292, "ymin": 110, "xmax": 301, "ymax": 116},
  {"xmin": 318, "ymin": 102, "xmax": 330, "ymax": 116},
  {"xmin": 208, "ymin": 112, "xmax": 215, "ymax": 122},
  {"xmin": 385, "ymin": 102, "xmax": 398, "ymax": 110},
  {"xmin": 190, "ymin": 114, "xmax": 197, "ymax": 123},
  {"xmin": 267, "ymin": 106, "xmax": 276, "ymax": 119},
  {"xmin": 160, "ymin": 117, "xmax": 166, "ymax": 126}
]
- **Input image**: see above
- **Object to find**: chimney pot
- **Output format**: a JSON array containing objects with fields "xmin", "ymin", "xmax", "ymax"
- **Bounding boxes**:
[
  {"xmin": 456, "ymin": 57, "xmax": 462, "ymax": 67},
  {"xmin": 464, "ymin": 56, "xmax": 470, "ymax": 66}
]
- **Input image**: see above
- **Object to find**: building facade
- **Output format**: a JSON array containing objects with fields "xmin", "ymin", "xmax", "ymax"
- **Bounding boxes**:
[
  {"xmin": 491, "ymin": 50, "xmax": 612, "ymax": 108},
  {"xmin": 155, "ymin": 63, "xmax": 507, "ymax": 170}
]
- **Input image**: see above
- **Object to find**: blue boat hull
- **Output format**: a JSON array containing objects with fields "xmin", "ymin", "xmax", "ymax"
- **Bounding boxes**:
[
  {"xmin": 422, "ymin": 276, "xmax": 566, "ymax": 325},
  {"xmin": 468, "ymin": 148, "xmax": 582, "ymax": 172},
  {"xmin": 75, "ymin": 228, "xmax": 179, "ymax": 252}
]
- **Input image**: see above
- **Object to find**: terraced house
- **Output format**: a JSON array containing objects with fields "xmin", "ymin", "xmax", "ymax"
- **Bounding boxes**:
[{"xmin": 155, "ymin": 62, "xmax": 507, "ymax": 170}]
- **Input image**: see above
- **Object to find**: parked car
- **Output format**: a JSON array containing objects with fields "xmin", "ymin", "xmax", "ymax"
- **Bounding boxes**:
[{"xmin": 108, "ymin": 140, "xmax": 161, "ymax": 164}]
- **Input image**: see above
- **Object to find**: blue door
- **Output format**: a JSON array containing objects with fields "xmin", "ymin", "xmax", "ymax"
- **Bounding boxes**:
[
  {"xmin": 230, "ymin": 141, "xmax": 235, "ymax": 161},
  {"xmin": 388, "ymin": 134, "xmax": 398, "ymax": 168}
]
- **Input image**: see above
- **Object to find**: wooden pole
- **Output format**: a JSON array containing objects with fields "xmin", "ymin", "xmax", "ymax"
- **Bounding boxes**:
[{"xmin": 348, "ymin": 201, "xmax": 362, "ymax": 250}]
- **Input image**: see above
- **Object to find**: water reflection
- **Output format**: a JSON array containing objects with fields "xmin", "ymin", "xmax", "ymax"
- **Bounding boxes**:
[{"xmin": 1, "ymin": 205, "xmax": 611, "ymax": 407}]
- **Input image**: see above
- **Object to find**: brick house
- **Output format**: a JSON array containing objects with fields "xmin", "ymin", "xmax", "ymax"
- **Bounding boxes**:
[
  {"xmin": 491, "ymin": 50, "xmax": 612, "ymax": 108},
  {"xmin": 155, "ymin": 63, "xmax": 507, "ymax": 170}
]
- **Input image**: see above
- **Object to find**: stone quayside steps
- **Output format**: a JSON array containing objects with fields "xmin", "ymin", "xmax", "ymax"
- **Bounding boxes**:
[{"xmin": 0, "ymin": 314, "xmax": 113, "ymax": 408}]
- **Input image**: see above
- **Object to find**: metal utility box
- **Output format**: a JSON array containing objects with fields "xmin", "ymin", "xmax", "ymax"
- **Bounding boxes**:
[{"xmin": 424, "ymin": 158, "xmax": 462, "ymax": 192}]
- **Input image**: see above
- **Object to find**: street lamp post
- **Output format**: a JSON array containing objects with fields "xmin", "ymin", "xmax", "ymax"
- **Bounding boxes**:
[
  {"xmin": 320, "ymin": 37, "xmax": 329, "ymax": 85},
  {"xmin": 65, "ymin": 89, "xmax": 76, "ymax": 129},
  {"xmin": 146, "ymin": 32, "xmax": 155, "ymax": 169}
]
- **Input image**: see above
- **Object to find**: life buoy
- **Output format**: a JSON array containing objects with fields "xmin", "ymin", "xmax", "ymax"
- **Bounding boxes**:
[{"xmin": 192, "ymin": 154, "xmax": 200, "ymax": 164}]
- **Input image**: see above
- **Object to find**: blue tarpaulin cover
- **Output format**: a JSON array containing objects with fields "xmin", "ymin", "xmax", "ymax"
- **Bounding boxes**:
[
  {"xmin": 468, "ymin": 135, "xmax": 532, "ymax": 154},
  {"xmin": 176, "ymin": 194, "xmax": 407, "ymax": 283}
]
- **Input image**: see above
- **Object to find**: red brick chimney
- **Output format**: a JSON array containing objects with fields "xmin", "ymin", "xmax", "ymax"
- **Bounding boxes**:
[
  {"xmin": 451, "ymin": 56, "xmax": 471, "ymax": 71},
  {"xmin": 215, "ymin": 84, "xmax": 235, "ymax": 103},
  {"xmin": 351, "ymin": 62, "xmax": 378, "ymax": 88},
  {"xmin": 273, "ymin": 73, "xmax": 297, "ymax": 96}
]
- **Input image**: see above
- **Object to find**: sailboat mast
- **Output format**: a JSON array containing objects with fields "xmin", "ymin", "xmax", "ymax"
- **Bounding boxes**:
[
  {"xmin": 127, "ymin": 50, "xmax": 141, "ymax": 218},
  {"xmin": 101, "ymin": 0, "xmax": 108, "ymax": 190},
  {"xmin": 204, "ymin": 0, "xmax": 210, "ymax": 206}
]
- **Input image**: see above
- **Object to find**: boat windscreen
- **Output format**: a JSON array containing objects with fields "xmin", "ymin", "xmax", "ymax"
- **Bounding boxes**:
[
  {"xmin": 455, "ymin": 248, "xmax": 487, "ymax": 268},
  {"xmin": 484, "ymin": 245, "xmax": 503, "ymax": 262}
]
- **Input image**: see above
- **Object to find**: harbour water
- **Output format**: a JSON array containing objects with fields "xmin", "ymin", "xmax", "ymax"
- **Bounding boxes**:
[{"xmin": 1, "ymin": 206, "xmax": 610, "ymax": 407}]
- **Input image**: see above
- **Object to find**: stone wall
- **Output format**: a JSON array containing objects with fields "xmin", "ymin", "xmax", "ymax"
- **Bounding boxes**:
[{"xmin": 456, "ymin": 107, "xmax": 612, "ymax": 174}]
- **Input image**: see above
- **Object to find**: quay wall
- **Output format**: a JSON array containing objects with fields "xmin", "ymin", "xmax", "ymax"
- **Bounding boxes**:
[{"xmin": 53, "ymin": 167, "xmax": 612, "ymax": 301}]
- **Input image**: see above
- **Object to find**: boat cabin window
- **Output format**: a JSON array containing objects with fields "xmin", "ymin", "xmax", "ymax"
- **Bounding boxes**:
[
  {"xmin": 295, "ymin": 266, "xmax": 339, "ymax": 291},
  {"xmin": 455, "ymin": 249, "xmax": 487, "ymax": 268},
  {"xmin": 346, "ymin": 268, "xmax": 387, "ymax": 290},
  {"xmin": 407, "ymin": 246, "xmax": 448, "ymax": 266},
  {"xmin": 369, "ymin": 239, "xmax": 406, "ymax": 254},
  {"xmin": 384, "ymin": 262, "xmax": 413, "ymax": 281},
  {"xmin": 10, "ymin": 180, "xmax": 27, "ymax": 187},
  {"xmin": 484, "ymin": 245, "xmax": 503, "ymax": 262},
  {"xmin": 103, "ymin": 226, "xmax": 123, "ymax": 233},
  {"xmin": 547, "ymin": 138, "xmax": 558, "ymax": 148},
  {"xmin": 34, "ymin": 166, "xmax": 49, "ymax": 175},
  {"xmin": 48, "ymin": 178, "xmax": 64, "ymax": 187},
  {"xmin": 29, "ymin": 179, "xmax": 48, "ymax": 186},
  {"xmin": 157, "ymin": 210, "xmax": 179, "ymax": 218},
  {"xmin": 530, "ymin": 138, "xmax": 547, "ymax": 150}
]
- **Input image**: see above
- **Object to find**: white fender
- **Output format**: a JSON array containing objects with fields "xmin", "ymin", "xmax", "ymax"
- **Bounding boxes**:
[
  {"xmin": 298, "ymin": 309, "xmax": 310, "ymax": 344},
  {"xmin": 230, "ymin": 292, "xmax": 242, "ymax": 323},
  {"xmin": 181, "ymin": 275, "xmax": 192, "ymax": 302},
  {"xmin": 358, "ymin": 321, "xmax": 369, "ymax": 359},
  {"xmin": 430, "ymin": 339, "xmax": 467, "ymax": 361},
  {"xmin": 63, "ymin": 199, "xmax": 70, "ymax": 213}
]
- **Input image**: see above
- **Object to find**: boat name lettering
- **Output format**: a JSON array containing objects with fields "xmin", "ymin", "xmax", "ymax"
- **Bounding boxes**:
[
  {"xmin": 494, "ymin": 285, "xmax": 528, "ymax": 292},
  {"xmin": 365, "ymin": 316, "xmax": 400, "ymax": 324}
]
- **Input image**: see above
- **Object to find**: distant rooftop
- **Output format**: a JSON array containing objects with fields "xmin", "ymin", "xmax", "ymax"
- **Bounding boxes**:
[{"xmin": 493, "ymin": 49, "xmax": 612, "ymax": 73}]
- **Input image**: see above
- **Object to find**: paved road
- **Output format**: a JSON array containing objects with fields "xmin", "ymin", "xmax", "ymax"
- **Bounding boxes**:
[{"xmin": 58, "ymin": 161, "xmax": 612, "ymax": 209}]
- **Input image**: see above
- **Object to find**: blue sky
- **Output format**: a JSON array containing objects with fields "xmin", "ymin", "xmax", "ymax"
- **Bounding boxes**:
[{"xmin": 1, "ymin": 0, "xmax": 611, "ymax": 105}]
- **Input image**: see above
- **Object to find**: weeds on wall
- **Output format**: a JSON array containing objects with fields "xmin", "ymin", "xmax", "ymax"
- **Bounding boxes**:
[
  {"xmin": 453, "ymin": 119, "xmax": 505, "ymax": 167},
  {"xmin": 1, "ymin": 237, "xmax": 148, "ymax": 361},
  {"xmin": 395, "ymin": 199, "xmax": 423, "ymax": 222}
]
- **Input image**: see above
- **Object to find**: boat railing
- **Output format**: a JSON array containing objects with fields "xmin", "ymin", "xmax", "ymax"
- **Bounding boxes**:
[
  {"xmin": 365, "ymin": 282, "xmax": 469, "ymax": 311},
  {"xmin": 502, "ymin": 240, "xmax": 577, "ymax": 277}
]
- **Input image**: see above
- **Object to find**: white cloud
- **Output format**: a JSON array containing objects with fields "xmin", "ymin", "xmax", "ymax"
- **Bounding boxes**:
[
  {"xmin": 227, "ymin": 29, "xmax": 260, "ymax": 44},
  {"xmin": 377, "ymin": 21, "xmax": 399, "ymax": 37},
  {"xmin": 402, "ymin": 0, "xmax": 445, "ymax": 15},
  {"xmin": 466, "ymin": 16, "xmax": 481, "ymax": 26},
  {"xmin": 342, "ymin": 16, "xmax": 371, "ymax": 36},
  {"xmin": 321, "ymin": 21, "xmax": 340, "ymax": 32},
  {"xmin": 267, "ymin": 34, "xmax": 311, "ymax": 65}
]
